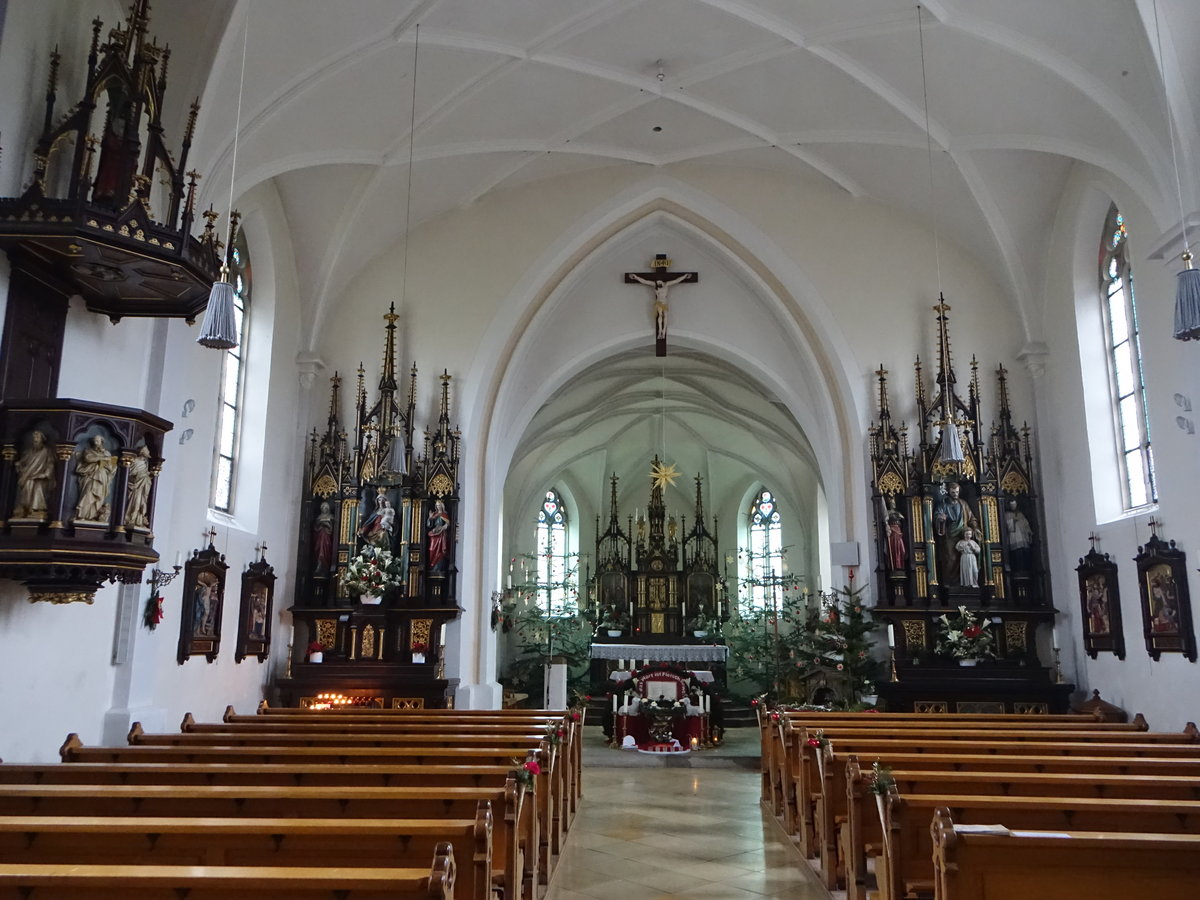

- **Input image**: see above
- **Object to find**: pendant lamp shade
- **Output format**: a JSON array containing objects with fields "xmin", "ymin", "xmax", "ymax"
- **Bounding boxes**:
[
  {"xmin": 940, "ymin": 419, "xmax": 965, "ymax": 464},
  {"xmin": 1174, "ymin": 254, "xmax": 1200, "ymax": 341},
  {"xmin": 196, "ymin": 273, "xmax": 238, "ymax": 349}
]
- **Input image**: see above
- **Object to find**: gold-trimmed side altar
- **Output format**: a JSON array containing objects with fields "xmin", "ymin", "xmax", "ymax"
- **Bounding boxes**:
[{"xmin": 272, "ymin": 306, "xmax": 462, "ymax": 709}]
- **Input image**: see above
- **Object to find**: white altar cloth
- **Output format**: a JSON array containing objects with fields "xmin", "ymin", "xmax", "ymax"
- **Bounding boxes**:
[{"xmin": 590, "ymin": 643, "xmax": 728, "ymax": 663}]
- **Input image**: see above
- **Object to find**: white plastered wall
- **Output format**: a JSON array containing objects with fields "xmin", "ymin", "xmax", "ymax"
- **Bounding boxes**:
[{"xmin": 1038, "ymin": 162, "xmax": 1200, "ymax": 730}]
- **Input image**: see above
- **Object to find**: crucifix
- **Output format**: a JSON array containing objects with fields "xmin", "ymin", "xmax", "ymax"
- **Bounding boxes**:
[{"xmin": 624, "ymin": 254, "xmax": 698, "ymax": 356}]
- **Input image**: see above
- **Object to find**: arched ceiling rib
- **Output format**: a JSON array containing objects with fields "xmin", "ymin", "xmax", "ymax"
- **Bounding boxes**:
[{"xmin": 180, "ymin": 0, "xmax": 1199, "ymax": 341}]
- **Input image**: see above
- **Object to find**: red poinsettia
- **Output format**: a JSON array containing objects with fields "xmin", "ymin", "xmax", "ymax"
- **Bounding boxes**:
[{"xmin": 963, "ymin": 624, "xmax": 982, "ymax": 639}]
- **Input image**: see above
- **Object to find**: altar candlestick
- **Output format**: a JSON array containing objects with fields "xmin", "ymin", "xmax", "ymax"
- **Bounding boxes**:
[{"xmin": 887, "ymin": 624, "xmax": 895, "ymax": 648}]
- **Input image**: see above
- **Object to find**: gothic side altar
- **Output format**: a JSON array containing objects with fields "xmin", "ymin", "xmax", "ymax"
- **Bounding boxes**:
[
  {"xmin": 868, "ymin": 303, "xmax": 1072, "ymax": 713},
  {"xmin": 272, "ymin": 308, "xmax": 462, "ymax": 709}
]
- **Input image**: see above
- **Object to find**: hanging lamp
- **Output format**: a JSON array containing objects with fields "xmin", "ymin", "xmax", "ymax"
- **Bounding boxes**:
[
  {"xmin": 197, "ymin": 4, "xmax": 251, "ymax": 349},
  {"xmin": 916, "ymin": 6, "xmax": 965, "ymax": 464},
  {"xmin": 1150, "ymin": 1, "xmax": 1200, "ymax": 340}
]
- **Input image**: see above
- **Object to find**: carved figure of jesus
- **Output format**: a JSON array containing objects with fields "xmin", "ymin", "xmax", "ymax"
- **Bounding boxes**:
[{"xmin": 628, "ymin": 272, "xmax": 693, "ymax": 339}]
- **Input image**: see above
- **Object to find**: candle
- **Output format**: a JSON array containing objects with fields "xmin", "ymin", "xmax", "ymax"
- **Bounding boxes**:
[
  {"xmin": 612, "ymin": 693, "xmax": 618, "ymax": 714},
  {"xmin": 506, "ymin": 574, "xmax": 512, "ymax": 589},
  {"xmin": 1052, "ymin": 624, "xmax": 1059, "ymax": 648},
  {"xmin": 887, "ymin": 624, "xmax": 895, "ymax": 648},
  {"xmin": 174, "ymin": 550, "xmax": 183, "ymax": 568},
  {"xmin": 690, "ymin": 736, "xmax": 699, "ymax": 751}
]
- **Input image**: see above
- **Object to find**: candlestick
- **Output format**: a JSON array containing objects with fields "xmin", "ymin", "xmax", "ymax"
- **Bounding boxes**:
[
  {"xmin": 890, "ymin": 650, "xmax": 898, "ymax": 682},
  {"xmin": 1054, "ymin": 647, "xmax": 1064, "ymax": 684}
]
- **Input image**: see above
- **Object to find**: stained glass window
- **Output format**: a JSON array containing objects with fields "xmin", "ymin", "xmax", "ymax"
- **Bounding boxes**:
[
  {"xmin": 1099, "ymin": 205, "xmax": 1156, "ymax": 509},
  {"xmin": 210, "ymin": 229, "xmax": 251, "ymax": 512},
  {"xmin": 746, "ymin": 488, "xmax": 784, "ymax": 610},
  {"xmin": 535, "ymin": 489, "xmax": 573, "ymax": 616}
]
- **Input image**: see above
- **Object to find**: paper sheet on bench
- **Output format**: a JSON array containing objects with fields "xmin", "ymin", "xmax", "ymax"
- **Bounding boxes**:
[{"xmin": 954, "ymin": 824, "xmax": 1011, "ymax": 835}]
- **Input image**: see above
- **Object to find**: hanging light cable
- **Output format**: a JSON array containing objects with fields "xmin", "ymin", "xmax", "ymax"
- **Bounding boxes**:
[
  {"xmin": 1151, "ymin": 0, "xmax": 1200, "ymax": 341},
  {"xmin": 917, "ymin": 5, "xmax": 964, "ymax": 464},
  {"xmin": 197, "ymin": 4, "xmax": 250, "ymax": 349}
]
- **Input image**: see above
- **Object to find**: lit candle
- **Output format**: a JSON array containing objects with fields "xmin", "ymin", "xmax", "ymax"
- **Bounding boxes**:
[
  {"xmin": 690, "ymin": 736, "xmax": 699, "ymax": 751},
  {"xmin": 887, "ymin": 624, "xmax": 895, "ymax": 648}
]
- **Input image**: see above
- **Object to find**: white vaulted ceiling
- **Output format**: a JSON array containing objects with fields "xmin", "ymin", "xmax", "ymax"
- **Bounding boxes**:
[{"xmin": 181, "ymin": 0, "xmax": 1200, "ymax": 345}]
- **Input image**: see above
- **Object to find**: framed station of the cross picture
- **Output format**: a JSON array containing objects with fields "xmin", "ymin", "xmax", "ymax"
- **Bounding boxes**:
[
  {"xmin": 1076, "ymin": 547, "xmax": 1125, "ymax": 660},
  {"xmin": 1134, "ymin": 533, "xmax": 1196, "ymax": 662},
  {"xmin": 235, "ymin": 555, "xmax": 276, "ymax": 663},
  {"xmin": 178, "ymin": 541, "xmax": 229, "ymax": 664}
]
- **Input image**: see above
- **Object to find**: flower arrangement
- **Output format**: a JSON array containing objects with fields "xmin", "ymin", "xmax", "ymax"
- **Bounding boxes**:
[
  {"xmin": 805, "ymin": 729, "xmax": 828, "ymax": 749},
  {"xmin": 142, "ymin": 591, "xmax": 165, "ymax": 630},
  {"xmin": 935, "ymin": 605, "xmax": 996, "ymax": 660},
  {"xmin": 513, "ymin": 758, "xmax": 541, "ymax": 789},
  {"xmin": 687, "ymin": 613, "xmax": 713, "ymax": 632},
  {"xmin": 307, "ymin": 640, "xmax": 325, "ymax": 659},
  {"xmin": 340, "ymin": 545, "xmax": 404, "ymax": 598},
  {"xmin": 411, "ymin": 642, "xmax": 428, "ymax": 654},
  {"xmin": 867, "ymin": 761, "xmax": 895, "ymax": 795},
  {"xmin": 544, "ymin": 723, "xmax": 567, "ymax": 746},
  {"xmin": 598, "ymin": 605, "xmax": 630, "ymax": 632}
]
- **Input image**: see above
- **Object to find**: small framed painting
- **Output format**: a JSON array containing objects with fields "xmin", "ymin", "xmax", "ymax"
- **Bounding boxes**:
[
  {"xmin": 177, "ymin": 540, "xmax": 229, "ymax": 664},
  {"xmin": 1134, "ymin": 532, "xmax": 1196, "ymax": 662},
  {"xmin": 1076, "ymin": 547, "xmax": 1125, "ymax": 660},
  {"xmin": 235, "ymin": 554, "xmax": 276, "ymax": 663}
]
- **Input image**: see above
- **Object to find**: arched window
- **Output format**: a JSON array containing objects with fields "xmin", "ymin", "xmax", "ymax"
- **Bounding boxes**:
[
  {"xmin": 535, "ymin": 489, "xmax": 573, "ymax": 615},
  {"xmin": 1099, "ymin": 205, "xmax": 1156, "ymax": 509},
  {"xmin": 210, "ymin": 229, "xmax": 251, "ymax": 512},
  {"xmin": 746, "ymin": 488, "xmax": 783, "ymax": 609}
]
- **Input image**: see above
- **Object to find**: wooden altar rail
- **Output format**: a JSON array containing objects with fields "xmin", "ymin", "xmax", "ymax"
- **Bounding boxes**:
[
  {"xmin": 0, "ymin": 816, "xmax": 477, "ymax": 899},
  {"xmin": 930, "ymin": 810, "xmax": 1200, "ymax": 900},
  {"xmin": 841, "ymin": 759, "xmax": 1200, "ymax": 900},
  {"xmin": 759, "ymin": 710, "xmax": 1131, "ymax": 821},
  {"xmin": 881, "ymin": 794, "xmax": 1200, "ymax": 900},
  {"xmin": 0, "ymin": 854, "xmax": 455, "ymax": 900},
  {"xmin": 782, "ymin": 721, "xmax": 1197, "ymax": 855},
  {"xmin": 173, "ymin": 715, "xmax": 568, "ymax": 867},
  {"xmin": 0, "ymin": 782, "xmax": 521, "ymax": 900}
]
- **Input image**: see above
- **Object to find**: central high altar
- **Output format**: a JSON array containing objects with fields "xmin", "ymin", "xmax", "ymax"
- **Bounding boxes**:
[{"xmin": 590, "ymin": 458, "xmax": 728, "ymax": 652}]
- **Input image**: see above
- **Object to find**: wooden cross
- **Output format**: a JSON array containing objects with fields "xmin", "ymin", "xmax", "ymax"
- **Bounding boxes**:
[
  {"xmin": 624, "ymin": 254, "xmax": 698, "ymax": 357},
  {"xmin": 1088, "ymin": 532, "xmax": 1099, "ymax": 551}
]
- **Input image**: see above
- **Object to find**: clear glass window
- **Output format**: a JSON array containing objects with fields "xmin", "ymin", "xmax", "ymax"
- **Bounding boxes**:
[
  {"xmin": 210, "ymin": 231, "xmax": 251, "ymax": 513},
  {"xmin": 1099, "ymin": 205, "xmax": 1156, "ymax": 509}
]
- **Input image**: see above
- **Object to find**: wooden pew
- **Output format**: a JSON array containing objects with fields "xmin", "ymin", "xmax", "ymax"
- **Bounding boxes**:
[
  {"xmin": 759, "ymin": 710, "xmax": 1114, "ymax": 812},
  {"xmin": 0, "ymin": 762, "xmax": 517, "ymax": 898},
  {"xmin": 0, "ymin": 781, "xmax": 526, "ymax": 900},
  {"xmin": 204, "ymin": 712, "xmax": 579, "ymax": 838},
  {"xmin": 0, "ymin": 814, "xmax": 484, "ymax": 899},
  {"xmin": 879, "ymin": 792, "xmax": 1200, "ymax": 900},
  {"xmin": 250, "ymin": 701, "xmax": 586, "ymax": 819},
  {"xmin": 129, "ymin": 723, "xmax": 567, "ymax": 864},
  {"xmin": 840, "ymin": 759, "xmax": 1200, "ymax": 899},
  {"xmin": 786, "ymin": 724, "xmax": 1198, "ymax": 856},
  {"xmin": 0, "ymin": 851, "xmax": 454, "ymax": 899},
  {"xmin": 929, "ymin": 808, "xmax": 1200, "ymax": 900},
  {"xmin": 830, "ymin": 752, "xmax": 1200, "ymax": 899}
]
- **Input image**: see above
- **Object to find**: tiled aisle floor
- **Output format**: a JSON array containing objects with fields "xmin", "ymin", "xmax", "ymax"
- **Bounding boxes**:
[{"xmin": 545, "ymin": 768, "xmax": 828, "ymax": 900}]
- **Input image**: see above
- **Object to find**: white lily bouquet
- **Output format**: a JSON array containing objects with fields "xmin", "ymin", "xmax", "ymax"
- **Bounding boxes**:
[
  {"xmin": 340, "ymin": 545, "xmax": 404, "ymax": 598},
  {"xmin": 935, "ymin": 605, "xmax": 996, "ymax": 660}
]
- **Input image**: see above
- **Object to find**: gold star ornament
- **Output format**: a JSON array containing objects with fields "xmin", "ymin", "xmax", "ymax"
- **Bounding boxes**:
[{"xmin": 650, "ymin": 459, "xmax": 681, "ymax": 490}]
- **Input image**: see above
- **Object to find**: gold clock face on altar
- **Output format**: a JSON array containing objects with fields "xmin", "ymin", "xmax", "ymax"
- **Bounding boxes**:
[{"xmin": 651, "ymin": 560, "xmax": 663, "ymax": 571}]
